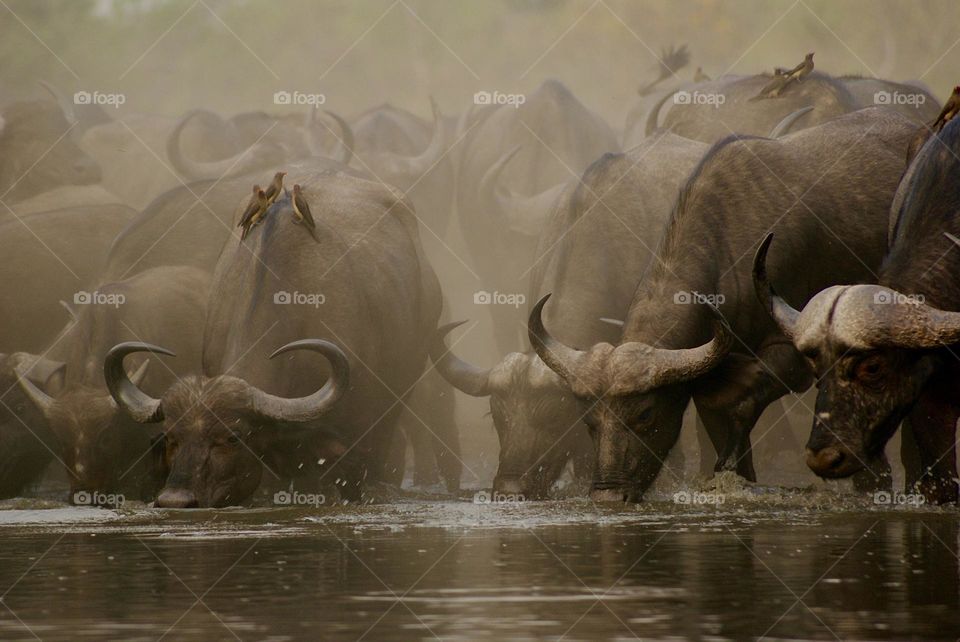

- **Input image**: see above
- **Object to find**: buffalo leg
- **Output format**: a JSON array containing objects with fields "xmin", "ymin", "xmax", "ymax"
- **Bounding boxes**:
[
  {"xmin": 899, "ymin": 419, "xmax": 922, "ymax": 490},
  {"xmin": 851, "ymin": 455, "xmax": 892, "ymax": 493},
  {"xmin": 695, "ymin": 412, "xmax": 720, "ymax": 477},
  {"xmin": 906, "ymin": 383, "xmax": 959, "ymax": 504},
  {"xmin": 693, "ymin": 342, "xmax": 813, "ymax": 483}
]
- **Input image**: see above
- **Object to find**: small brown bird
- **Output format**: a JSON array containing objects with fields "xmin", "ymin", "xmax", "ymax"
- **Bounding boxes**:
[
  {"xmin": 750, "ymin": 71, "xmax": 791, "ymax": 101},
  {"xmin": 784, "ymin": 52, "xmax": 814, "ymax": 83},
  {"xmin": 693, "ymin": 67, "xmax": 710, "ymax": 83},
  {"xmin": 240, "ymin": 188, "xmax": 268, "ymax": 240},
  {"xmin": 264, "ymin": 171, "xmax": 286, "ymax": 206},
  {"xmin": 238, "ymin": 184, "xmax": 264, "ymax": 229},
  {"xmin": 291, "ymin": 184, "xmax": 319, "ymax": 242},
  {"xmin": 932, "ymin": 86, "xmax": 960, "ymax": 132}
]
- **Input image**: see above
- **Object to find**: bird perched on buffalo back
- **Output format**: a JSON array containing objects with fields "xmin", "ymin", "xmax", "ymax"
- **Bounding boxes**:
[
  {"xmin": 239, "ymin": 187, "xmax": 268, "ymax": 241},
  {"xmin": 292, "ymin": 184, "xmax": 319, "ymax": 242},
  {"xmin": 264, "ymin": 171, "xmax": 286, "ymax": 206},
  {"xmin": 238, "ymin": 184, "xmax": 265, "ymax": 233},
  {"xmin": 783, "ymin": 52, "xmax": 814, "ymax": 83},
  {"xmin": 932, "ymin": 86, "xmax": 960, "ymax": 132},
  {"xmin": 750, "ymin": 70, "xmax": 791, "ymax": 101}
]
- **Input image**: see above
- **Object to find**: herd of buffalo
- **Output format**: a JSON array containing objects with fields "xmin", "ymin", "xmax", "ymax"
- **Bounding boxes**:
[{"xmin": 2, "ymin": 57, "xmax": 959, "ymax": 509}]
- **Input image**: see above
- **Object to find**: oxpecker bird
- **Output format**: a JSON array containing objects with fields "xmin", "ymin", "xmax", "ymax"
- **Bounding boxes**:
[
  {"xmin": 292, "ymin": 184, "xmax": 319, "ymax": 242},
  {"xmin": 264, "ymin": 171, "xmax": 286, "ymax": 206},
  {"xmin": 783, "ymin": 52, "xmax": 815, "ymax": 83},
  {"xmin": 750, "ymin": 71, "xmax": 791, "ymax": 101},
  {"xmin": 240, "ymin": 188, "xmax": 268, "ymax": 240},
  {"xmin": 932, "ymin": 86, "xmax": 960, "ymax": 132},
  {"xmin": 693, "ymin": 67, "xmax": 710, "ymax": 83},
  {"xmin": 237, "ymin": 184, "xmax": 262, "ymax": 229}
]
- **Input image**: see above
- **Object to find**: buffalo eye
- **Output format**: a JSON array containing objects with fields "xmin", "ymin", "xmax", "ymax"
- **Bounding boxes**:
[
  {"xmin": 854, "ymin": 355, "xmax": 885, "ymax": 384},
  {"xmin": 634, "ymin": 406, "xmax": 654, "ymax": 426},
  {"xmin": 226, "ymin": 433, "xmax": 241, "ymax": 446}
]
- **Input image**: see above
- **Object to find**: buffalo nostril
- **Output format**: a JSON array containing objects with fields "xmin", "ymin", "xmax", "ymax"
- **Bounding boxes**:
[
  {"xmin": 493, "ymin": 477, "xmax": 524, "ymax": 496},
  {"xmin": 591, "ymin": 488, "xmax": 629, "ymax": 503},
  {"xmin": 156, "ymin": 488, "xmax": 198, "ymax": 509},
  {"xmin": 805, "ymin": 447, "xmax": 844, "ymax": 474}
]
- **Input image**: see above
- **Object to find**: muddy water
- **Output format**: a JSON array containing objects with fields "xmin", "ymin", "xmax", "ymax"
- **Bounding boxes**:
[{"xmin": 0, "ymin": 488, "xmax": 957, "ymax": 641}]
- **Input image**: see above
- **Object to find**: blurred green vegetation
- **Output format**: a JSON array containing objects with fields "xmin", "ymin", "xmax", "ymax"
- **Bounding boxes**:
[{"xmin": 1, "ymin": 0, "xmax": 957, "ymax": 123}]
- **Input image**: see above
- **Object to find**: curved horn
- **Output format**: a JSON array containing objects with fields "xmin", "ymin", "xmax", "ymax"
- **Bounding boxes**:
[
  {"xmin": 841, "ymin": 287, "xmax": 960, "ymax": 350},
  {"xmin": 753, "ymin": 233, "xmax": 800, "ymax": 339},
  {"xmin": 247, "ymin": 339, "xmax": 350, "ymax": 423},
  {"xmin": 645, "ymin": 90, "xmax": 679, "ymax": 136},
  {"xmin": 322, "ymin": 110, "xmax": 354, "ymax": 165},
  {"xmin": 769, "ymin": 106, "xmax": 813, "ymax": 138},
  {"xmin": 372, "ymin": 98, "xmax": 446, "ymax": 178},
  {"xmin": 37, "ymin": 80, "xmax": 75, "ymax": 123},
  {"xmin": 104, "ymin": 342, "xmax": 175, "ymax": 423},
  {"xmin": 610, "ymin": 303, "xmax": 733, "ymax": 393},
  {"xmin": 528, "ymin": 294, "xmax": 587, "ymax": 384},
  {"xmin": 15, "ymin": 376, "xmax": 55, "ymax": 419},
  {"xmin": 59, "ymin": 299, "xmax": 78, "ymax": 323},
  {"xmin": 479, "ymin": 146, "xmax": 565, "ymax": 236},
  {"xmin": 429, "ymin": 321, "xmax": 491, "ymax": 397},
  {"xmin": 166, "ymin": 110, "xmax": 274, "ymax": 182}
]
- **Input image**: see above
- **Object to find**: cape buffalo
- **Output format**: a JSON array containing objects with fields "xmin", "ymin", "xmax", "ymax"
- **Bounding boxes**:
[
  {"xmin": 754, "ymin": 117, "xmax": 960, "ymax": 504},
  {"xmin": 106, "ymin": 170, "xmax": 441, "ymax": 507},
  {"xmin": 530, "ymin": 108, "xmax": 916, "ymax": 502},
  {"xmin": 456, "ymin": 79, "xmax": 620, "ymax": 353},
  {"xmin": 0, "ymin": 99, "xmax": 101, "ymax": 203},
  {"xmin": 14, "ymin": 266, "xmax": 209, "ymax": 503},
  {"xmin": 0, "ymin": 353, "xmax": 65, "ymax": 498},
  {"xmin": 0, "ymin": 204, "xmax": 135, "ymax": 353},
  {"xmin": 433, "ymin": 133, "xmax": 707, "ymax": 498},
  {"xmin": 643, "ymin": 72, "xmax": 939, "ymax": 144}
]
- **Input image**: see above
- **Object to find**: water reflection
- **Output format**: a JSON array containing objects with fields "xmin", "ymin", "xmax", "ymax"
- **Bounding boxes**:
[{"xmin": 0, "ymin": 501, "xmax": 956, "ymax": 640}]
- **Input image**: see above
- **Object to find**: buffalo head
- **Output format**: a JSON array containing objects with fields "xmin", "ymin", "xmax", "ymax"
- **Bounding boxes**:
[
  {"xmin": 104, "ymin": 339, "xmax": 349, "ymax": 508},
  {"xmin": 431, "ymin": 322, "xmax": 584, "ymax": 499},
  {"xmin": 528, "ymin": 295, "xmax": 732, "ymax": 502},
  {"xmin": 754, "ymin": 233, "xmax": 960, "ymax": 480},
  {"xmin": 0, "ymin": 100, "xmax": 101, "ymax": 202},
  {"xmin": 16, "ymin": 360, "xmax": 155, "ymax": 503}
]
